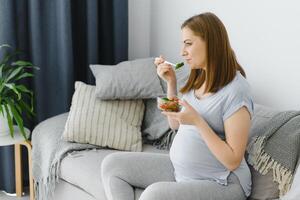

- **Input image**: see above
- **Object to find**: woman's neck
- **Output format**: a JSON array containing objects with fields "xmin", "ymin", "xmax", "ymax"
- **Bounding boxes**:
[{"xmin": 195, "ymin": 82, "xmax": 212, "ymax": 99}]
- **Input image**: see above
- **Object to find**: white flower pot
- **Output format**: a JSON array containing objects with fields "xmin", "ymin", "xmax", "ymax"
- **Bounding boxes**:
[{"xmin": 0, "ymin": 105, "xmax": 10, "ymax": 137}]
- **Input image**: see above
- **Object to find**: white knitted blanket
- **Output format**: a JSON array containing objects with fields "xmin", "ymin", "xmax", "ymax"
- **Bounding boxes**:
[{"xmin": 31, "ymin": 113, "xmax": 99, "ymax": 200}]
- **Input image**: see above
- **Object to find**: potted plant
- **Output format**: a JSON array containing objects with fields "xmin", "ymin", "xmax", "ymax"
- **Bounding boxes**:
[{"xmin": 0, "ymin": 44, "xmax": 38, "ymax": 139}]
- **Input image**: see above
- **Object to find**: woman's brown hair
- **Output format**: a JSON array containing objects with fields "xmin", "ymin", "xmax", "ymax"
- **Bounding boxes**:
[{"xmin": 180, "ymin": 12, "xmax": 246, "ymax": 94}]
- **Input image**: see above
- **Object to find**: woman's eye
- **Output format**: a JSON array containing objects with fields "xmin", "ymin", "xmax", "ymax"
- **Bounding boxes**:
[{"xmin": 185, "ymin": 43, "xmax": 192, "ymax": 46}]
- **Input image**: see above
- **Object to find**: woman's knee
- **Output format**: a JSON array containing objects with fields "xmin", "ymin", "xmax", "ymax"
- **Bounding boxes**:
[
  {"xmin": 139, "ymin": 182, "xmax": 172, "ymax": 200},
  {"xmin": 101, "ymin": 152, "xmax": 144, "ymax": 179},
  {"xmin": 101, "ymin": 152, "xmax": 127, "ymax": 178}
]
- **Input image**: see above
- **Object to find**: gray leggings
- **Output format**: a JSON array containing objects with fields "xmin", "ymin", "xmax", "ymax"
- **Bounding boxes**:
[{"xmin": 101, "ymin": 152, "xmax": 247, "ymax": 200}]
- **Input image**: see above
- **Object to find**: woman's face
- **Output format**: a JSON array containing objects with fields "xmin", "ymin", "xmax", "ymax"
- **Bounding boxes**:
[{"xmin": 181, "ymin": 27, "xmax": 207, "ymax": 70}]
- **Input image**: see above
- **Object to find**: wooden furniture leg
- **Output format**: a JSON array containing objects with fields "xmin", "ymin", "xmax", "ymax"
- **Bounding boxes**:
[
  {"xmin": 14, "ymin": 143, "xmax": 23, "ymax": 197},
  {"xmin": 15, "ymin": 141, "xmax": 34, "ymax": 200}
]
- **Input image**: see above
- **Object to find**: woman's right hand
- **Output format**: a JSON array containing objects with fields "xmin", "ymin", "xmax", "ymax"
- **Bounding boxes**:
[{"xmin": 154, "ymin": 55, "xmax": 176, "ymax": 83}]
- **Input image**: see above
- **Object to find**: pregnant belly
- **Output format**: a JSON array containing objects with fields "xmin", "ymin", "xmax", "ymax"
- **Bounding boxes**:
[{"xmin": 169, "ymin": 128, "xmax": 229, "ymax": 182}]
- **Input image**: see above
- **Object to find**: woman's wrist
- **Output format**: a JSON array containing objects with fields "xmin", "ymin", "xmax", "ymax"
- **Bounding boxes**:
[
  {"xmin": 195, "ymin": 116, "xmax": 205, "ymax": 128},
  {"xmin": 167, "ymin": 79, "xmax": 176, "ymax": 87},
  {"xmin": 167, "ymin": 80, "xmax": 177, "ymax": 98}
]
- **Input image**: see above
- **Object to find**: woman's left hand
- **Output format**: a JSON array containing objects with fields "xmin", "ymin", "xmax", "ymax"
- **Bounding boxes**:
[{"xmin": 162, "ymin": 100, "xmax": 203, "ymax": 126}]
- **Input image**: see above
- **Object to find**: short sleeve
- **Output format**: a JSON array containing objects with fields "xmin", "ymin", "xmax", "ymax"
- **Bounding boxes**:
[{"xmin": 222, "ymin": 87, "xmax": 254, "ymax": 121}]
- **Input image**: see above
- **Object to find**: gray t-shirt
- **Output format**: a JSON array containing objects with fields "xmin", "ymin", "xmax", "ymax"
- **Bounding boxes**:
[{"xmin": 169, "ymin": 72, "xmax": 254, "ymax": 197}]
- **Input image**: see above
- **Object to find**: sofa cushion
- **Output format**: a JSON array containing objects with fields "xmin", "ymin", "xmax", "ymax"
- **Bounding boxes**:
[
  {"xmin": 141, "ymin": 98, "xmax": 171, "ymax": 140},
  {"xmin": 54, "ymin": 180, "xmax": 96, "ymax": 200},
  {"xmin": 248, "ymin": 165, "xmax": 279, "ymax": 200},
  {"xmin": 59, "ymin": 144, "xmax": 168, "ymax": 200},
  {"xmin": 90, "ymin": 58, "xmax": 164, "ymax": 100},
  {"xmin": 89, "ymin": 57, "xmax": 168, "ymax": 140},
  {"xmin": 63, "ymin": 81, "xmax": 145, "ymax": 151}
]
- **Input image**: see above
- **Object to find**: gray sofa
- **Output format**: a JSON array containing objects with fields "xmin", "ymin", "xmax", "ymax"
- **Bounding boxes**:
[
  {"xmin": 32, "ymin": 104, "xmax": 300, "ymax": 200},
  {"xmin": 32, "ymin": 112, "xmax": 169, "ymax": 200}
]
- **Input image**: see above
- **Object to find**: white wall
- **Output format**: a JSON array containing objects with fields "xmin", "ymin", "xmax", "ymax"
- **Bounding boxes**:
[{"xmin": 129, "ymin": 0, "xmax": 300, "ymax": 110}]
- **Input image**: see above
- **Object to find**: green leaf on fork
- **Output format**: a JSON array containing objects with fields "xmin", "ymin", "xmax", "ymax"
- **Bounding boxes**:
[{"xmin": 175, "ymin": 62, "xmax": 184, "ymax": 70}]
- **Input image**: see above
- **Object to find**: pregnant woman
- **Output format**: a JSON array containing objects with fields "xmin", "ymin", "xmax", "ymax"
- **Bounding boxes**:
[{"xmin": 102, "ymin": 12, "xmax": 254, "ymax": 200}]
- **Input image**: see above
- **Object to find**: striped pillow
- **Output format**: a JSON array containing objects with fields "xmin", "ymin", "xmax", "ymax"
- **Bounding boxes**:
[{"xmin": 63, "ymin": 81, "xmax": 145, "ymax": 151}]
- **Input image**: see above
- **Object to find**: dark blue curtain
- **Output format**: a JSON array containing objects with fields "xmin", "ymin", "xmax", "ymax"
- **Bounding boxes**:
[{"xmin": 0, "ymin": 0, "xmax": 128, "ymax": 193}]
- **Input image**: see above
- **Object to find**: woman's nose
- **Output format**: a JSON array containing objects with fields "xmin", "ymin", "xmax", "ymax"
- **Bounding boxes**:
[{"xmin": 180, "ymin": 48, "xmax": 187, "ymax": 56}]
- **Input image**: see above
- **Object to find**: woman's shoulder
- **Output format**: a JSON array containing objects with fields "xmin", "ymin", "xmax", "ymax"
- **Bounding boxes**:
[
  {"xmin": 221, "ymin": 72, "xmax": 254, "ymax": 119},
  {"xmin": 222, "ymin": 71, "xmax": 251, "ymax": 95}
]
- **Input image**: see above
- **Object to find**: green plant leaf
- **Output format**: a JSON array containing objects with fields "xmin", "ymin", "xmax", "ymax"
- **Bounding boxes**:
[
  {"xmin": 0, "ymin": 104, "xmax": 3, "ymax": 117},
  {"xmin": 15, "ymin": 72, "xmax": 34, "ymax": 81},
  {"xmin": 19, "ymin": 100, "xmax": 35, "ymax": 118},
  {"xmin": 15, "ymin": 85, "xmax": 31, "ymax": 94},
  {"xmin": 7, "ymin": 100, "xmax": 27, "ymax": 139},
  {"xmin": 12, "ymin": 61, "xmax": 39, "ymax": 70},
  {"xmin": 4, "ymin": 83, "xmax": 21, "ymax": 100},
  {"xmin": 5, "ymin": 66, "xmax": 24, "ymax": 83},
  {"xmin": 15, "ymin": 102, "xmax": 22, "ymax": 114},
  {"xmin": 30, "ymin": 92, "xmax": 34, "ymax": 112},
  {"xmin": 3, "ymin": 103, "xmax": 14, "ymax": 138},
  {"xmin": 0, "ymin": 63, "xmax": 5, "ymax": 77},
  {"xmin": 12, "ymin": 60, "xmax": 33, "ymax": 66}
]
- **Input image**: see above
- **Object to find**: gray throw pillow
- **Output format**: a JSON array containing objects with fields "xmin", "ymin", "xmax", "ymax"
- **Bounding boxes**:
[
  {"xmin": 248, "ymin": 165, "xmax": 279, "ymax": 200},
  {"xmin": 141, "ymin": 98, "xmax": 170, "ymax": 140},
  {"xmin": 90, "ymin": 58, "xmax": 164, "ymax": 100}
]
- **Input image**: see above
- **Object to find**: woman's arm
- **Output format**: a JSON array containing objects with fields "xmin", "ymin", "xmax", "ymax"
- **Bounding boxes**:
[
  {"xmin": 154, "ymin": 56, "xmax": 180, "ymax": 130},
  {"xmin": 166, "ymin": 81, "xmax": 180, "ymax": 130},
  {"xmin": 162, "ymin": 100, "xmax": 251, "ymax": 171},
  {"xmin": 195, "ymin": 107, "xmax": 251, "ymax": 171}
]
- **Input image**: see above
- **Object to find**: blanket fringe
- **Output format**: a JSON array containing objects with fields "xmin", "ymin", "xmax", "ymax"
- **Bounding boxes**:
[
  {"xmin": 34, "ymin": 158, "xmax": 61, "ymax": 200},
  {"xmin": 247, "ymin": 136, "xmax": 293, "ymax": 197},
  {"xmin": 152, "ymin": 129, "xmax": 176, "ymax": 150}
]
